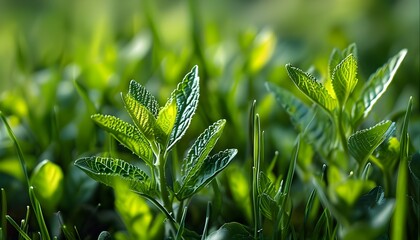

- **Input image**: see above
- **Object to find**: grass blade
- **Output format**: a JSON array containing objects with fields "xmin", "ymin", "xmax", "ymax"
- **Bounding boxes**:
[
  {"xmin": 5, "ymin": 216, "xmax": 31, "ymax": 240},
  {"xmin": 1, "ymin": 189, "xmax": 6, "ymax": 240},
  {"xmin": 0, "ymin": 111, "xmax": 30, "ymax": 187},
  {"xmin": 28, "ymin": 186, "xmax": 51, "ymax": 240},
  {"xmin": 392, "ymin": 97, "xmax": 413, "ymax": 240}
]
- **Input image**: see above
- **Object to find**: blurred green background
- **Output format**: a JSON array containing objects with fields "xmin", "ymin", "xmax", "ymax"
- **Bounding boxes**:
[{"xmin": 0, "ymin": 0, "xmax": 418, "ymax": 238}]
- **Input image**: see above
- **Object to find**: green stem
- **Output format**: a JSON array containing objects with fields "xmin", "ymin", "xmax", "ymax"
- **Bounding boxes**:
[
  {"xmin": 158, "ymin": 150, "xmax": 173, "ymax": 215},
  {"xmin": 336, "ymin": 110, "xmax": 349, "ymax": 156}
]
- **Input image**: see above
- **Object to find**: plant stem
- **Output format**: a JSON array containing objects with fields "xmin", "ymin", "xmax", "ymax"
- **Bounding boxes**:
[{"xmin": 157, "ymin": 150, "xmax": 173, "ymax": 215}]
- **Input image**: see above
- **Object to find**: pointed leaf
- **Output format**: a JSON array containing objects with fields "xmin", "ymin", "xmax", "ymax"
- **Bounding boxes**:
[
  {"xmin": 286, "ymin": 64, "xmax": 338, "ymax": 112},
  {"xmin": 176, "ymin": 149, "xmax": 237, "ymax": 200},
  {"xmin": 167, "ymin": 66, "xmax": 200, "ymax": 151},
  {"xmin": 348, "ymin": 120, "xmax": 395, "ymax": 164},
  {"xmin": 91, "ymin": 114, "xmax": 153, "ymax": 165},
  {"xmin": 259, "ymin": 193, "xmax": 278, "ymax": 221},
  {"xmin": 328, "ymin": 43, "xmax": 358, "ymax": 80},
  {"xmin": 258, "ymin": 171, "xmax": 276, "ymax": 197},
  {"xmin": 392, "ymin": 97, "xmax": 412, "ymax": 240},
  {"xmin": 180, "ymin": 119, "xmax": 226, "ymax": 184},
  {"xmin": 128, "ymin": 80, "xmax": 159, "ymax": 117},
  {"xmin": 352, "ymin": 49, "xmax": 407, "ymax": 122},
  {"xmin": 331, "ymin": 54, "xmax": 358, "ymax": 106},
  {"xmin": 122, "ymin": 94, "xmax": 157, "ymax": 140},
  {"xmin": 75, "ymin": 157, "xmax": 151, "ymax": 194},
  {"xmin": 266, "ymin": 83, "xmax": 334, "ymax": 157},
  {"xmin": 155, "ymin": 101, "xmax": 177, "ymax": 145}
]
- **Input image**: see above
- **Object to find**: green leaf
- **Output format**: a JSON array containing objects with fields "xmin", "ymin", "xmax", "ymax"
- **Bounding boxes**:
[
  {"xmin": 155, "ymin": 101, "xmax": 177, "ymax": 146},
  {"xmin": 266, "ymin": 83, "xmax": 334, "ymax": 157},
  {"xmin": 286, "ymin": 64, "xmax": 338, "ymax": 113},
  {"xmin": 247, "ymin": 29, "xmax": 276, "ymax": 73},
  {"xmin": 331, "ymin": 54, "xmax": 358, "ymax": 106},
  {"xmin": 98, "ymin": 231, "xmax": 112, "ymax": 240},
  {"xmin": 392, "ymin": 97, "xmax": 412, "ymax": 240},
  {"xmin": 409, "ymin": 153, "xmax": 420, "ymax": 198},
  {"xmin": 328, "ymin": 43, "xmax": 358, "ymax": 80},
  {"xmin": 352, "ymin": 49, "xmax": 407, "ymax": 123},
  {"xmin": 30, "ymin": 160, "xmax": 64, "ymax": 212},
  {"xmin": 75, "ymin": 156, "xmax": 151, "ymax": 194},
  {"xmin": 259, "ymin": 193, "xmax": 278, "ymax": 221},
  {"xmin": 258, "ymin": 171, "xmax": 276, "ymax": 197},
  {"xmin": 341, "ymin": 186, "xmax": 395, "ymax": 240},
  {"xmin": 176, "ymin": 149, "xmax": 237, "ymax": 200},
  {"xmin": 333, "ymin": 179, "xmax": 376, "ymax": 207},
  {"xmin": 114, "ymin": 182, "xmax": 163, "ymax": 240},
  {"xmin": 207, "ymin": 222, "xmax": 252, "ymax": 240},
  {"xmin": 128, "ymin": 80, "xmax": 159, "ymax": 117},
  {"xmin": 348, "ymin": 120, "xmax": 395, "ymax": 164},
  {"xmin": 180, "ymin": 119, "xmax": 226, "ymax": 184},
  {"xmin": 167, "ymin": 65, "xmax": 200, "ymax": 151},
  {"xmin": 122, "ymin": 94, "xmax": 157, "ymax": 140},
  {"xmin": 91, "ymin": 114, "xmax": 153, "ymax": 165}
]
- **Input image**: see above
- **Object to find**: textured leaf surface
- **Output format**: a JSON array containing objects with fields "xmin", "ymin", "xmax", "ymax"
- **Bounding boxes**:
[
  {"xmin": 286, "ymin": 64, "xmax": 337, "ymax": 112},
  {"xmin": 155, "ymin": 101, "xmax": 177, "ymax": 145},
  {"xmin": 167, "ymin": 66, "xmax": 200, "ymax": 150},
  {"xmin": 353, "ymin": 49, "xmax": 407, "ymax": 122},
  {"xmin": 128, "ymin": 80, "xmax": 159, "ymax": 117},
  {"xmin": 75, "ymin": 157, "xmax": 150, "ymax": 194},
  {"xmin": 331, "ymin": 54, "xmax": 358, "ymax": 106},
  {"xmin": 348, "ymin": 120, "xmax": 395, "ymax": 164},
  {"xmin": 266, "ymin": 83, "xmax": 334, "ymax": 157},
  {"xmin": 91, "ymin": 114, "xmax": 153, "ymax": 165},
  {"xmin": 123, "ymin": 94, "xmax": 157, "ymax": 140},
  {"xmin": 258, "ymin": 171, "xmax": 276, "ymax": 197},
  {"xmin": 328, "ymin": 43, "xmax": 358, "ymax": 80},
  {"xmin": 180, "ymin": 119, "xmax": 226, "ymax": 183},
  {"xmin": 176, "ymin": 149, "xmax": 237, "ymax": 200},
  {"xmin": 259, "ymin": 193, "xmax": 278, "ymax": 221}
]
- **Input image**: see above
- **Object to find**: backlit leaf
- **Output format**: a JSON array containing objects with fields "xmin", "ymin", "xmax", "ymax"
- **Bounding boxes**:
[
  {"xmin": 155, "ymin": 101, "xmax": 177, "ymax": 146},
  {"xmin": 176, "ymin": 149, "xmax": 237, "ymax": 200},
  {"xmin": 333, "ymin": 180, "xmax": 376, "ymax": 207},
  {"xmin": 167, "ymin": 65, "xmax": 200, "ymax": 151},
  {"xmin": 128, "ymin": 80, "xmax": 159, "ymax": 117},
  {"xmin": 91, "ymin": 114, "xmax": 153, "ymax": 165},
  {"xmin": 114, "ymin": 181, "xmax": 163, "ymax": 240},
  {"xmin": 328, "ymin": 43, "xmax": 358, "ymax": 80},
  {"xmin": 331, "ymin": 54, "xmax": 358, "ymax": 106},
  {"xmin": 74, "ymin": 157, "xmax": 151, "ymax": 194},
  {"xmin": 286, "ymin": 64, "xmax": 338, "ymax": 113},
  {"xmin": 352, "ymin": 49, "xmax": 407, "ymax": 123},
  {"xmin": 30, "ymin": 160, "xmax": 63, "ymax": 211},
  {"xmin": 122, "ymin": 94, "xmax": 157, "ymax": 140},
  {"xmin": 348, "ymin": 120, "xmax": 395, "ymax": 164},
  {"xmin": 248, "ymin": 29, "xmax": 276, "ymax": 73}
]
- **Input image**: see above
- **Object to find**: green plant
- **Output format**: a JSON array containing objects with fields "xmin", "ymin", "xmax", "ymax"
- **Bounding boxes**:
[
  {"xmin": 267, "ymin": 43, "xmax": 416, "ymax": 239},
  {"xmin": 74, "ymin": 66, "xmax": 237, "ymax": 239}
]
